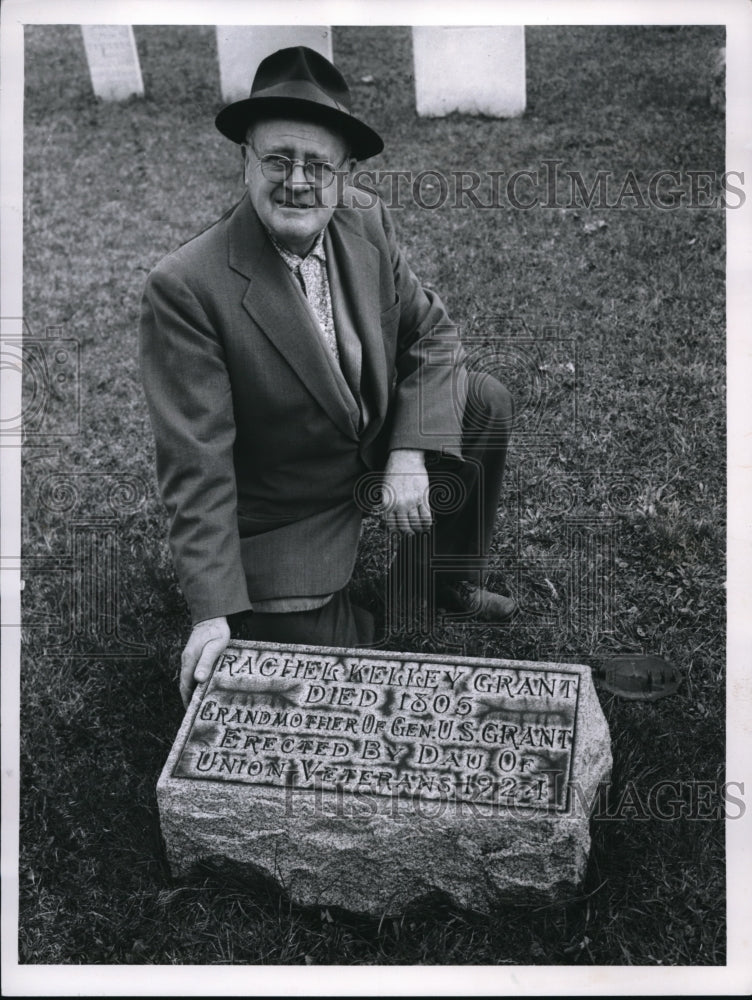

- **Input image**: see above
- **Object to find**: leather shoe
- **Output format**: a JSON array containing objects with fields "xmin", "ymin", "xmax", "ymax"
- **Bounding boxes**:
[{"xmin": 436, "ymin": 580, "xmax": 517, "ymax": 621}]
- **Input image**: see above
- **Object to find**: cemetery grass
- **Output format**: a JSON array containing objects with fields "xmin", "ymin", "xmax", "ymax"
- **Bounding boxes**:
[{"xmin": 19, "ymin": 26, "xmax": 726, "ymax": 966}]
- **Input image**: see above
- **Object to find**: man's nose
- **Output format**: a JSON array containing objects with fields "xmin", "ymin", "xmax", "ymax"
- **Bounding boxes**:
[{"xmin": 288, "ymin": 161, "xmax": 312, "ymax": 187}]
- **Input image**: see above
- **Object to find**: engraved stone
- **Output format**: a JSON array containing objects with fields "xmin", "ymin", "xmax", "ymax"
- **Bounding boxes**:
[
  {"xmin": 412, "ymin": 26, "xmax": 526, "ymax": 118},
  {"xmin": 157, "ymin": 641, "xmax": 611, "ymax": 914},
  {"xmin": 216, "ymin": 26, "xmax": 333, "ymax": 103},
  {"xmin": 81, "ymin": 26, "xmax": 144, "ymax": 102}
]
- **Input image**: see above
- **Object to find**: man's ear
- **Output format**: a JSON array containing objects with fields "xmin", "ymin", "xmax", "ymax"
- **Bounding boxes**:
[{"xmin": 241, "ymin": 144, "xmax": 250, "ymax": 183}]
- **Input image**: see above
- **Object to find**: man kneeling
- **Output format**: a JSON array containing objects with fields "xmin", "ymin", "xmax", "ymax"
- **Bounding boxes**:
[{"xmin": 139, "ymin": 46, "xmax": 516, "ymax": 707}]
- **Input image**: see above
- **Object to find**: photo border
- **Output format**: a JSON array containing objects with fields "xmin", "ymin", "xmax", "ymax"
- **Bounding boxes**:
[{"xmin": 2, "ymin": 0, "xmax": 750, "ymax": 995}]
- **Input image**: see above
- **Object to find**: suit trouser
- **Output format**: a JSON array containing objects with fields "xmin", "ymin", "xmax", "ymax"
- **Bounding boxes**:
[
  {"xmin": 232, "ymin": 371, "xmax": 513, "ymax": 647},
  {"xmin": 417, "ymin": 369, "xmax": 514, "ymax": 588}
]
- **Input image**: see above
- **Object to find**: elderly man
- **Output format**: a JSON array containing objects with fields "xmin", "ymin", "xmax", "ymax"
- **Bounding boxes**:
[{"xmin": 140, "ymin": 46, "xmax": 515, "ymax": 707}]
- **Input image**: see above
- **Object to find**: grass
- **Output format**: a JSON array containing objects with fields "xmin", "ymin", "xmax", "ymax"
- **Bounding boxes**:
[{"xmin": 18, "ymin": 25, "xmax": 726, "ymax": 965}]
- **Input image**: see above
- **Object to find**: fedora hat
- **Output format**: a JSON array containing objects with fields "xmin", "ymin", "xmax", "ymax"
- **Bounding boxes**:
[{"xmin": 215, "ymin": 46, "xmax": 384, "ymax": 161}]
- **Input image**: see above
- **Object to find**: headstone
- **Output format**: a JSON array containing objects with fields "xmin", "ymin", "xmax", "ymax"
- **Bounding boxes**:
[
  {"xmin": 412, "ymin": 26, "xmax": 526, "ymax": 118},
  {"xmin": 158, "ymin": 641, "xmax": 611, "ymax": 914},
  {"xmin": 81, "ymin": 26, "xmax": 144, "ymax": 102},
  {"xmin": 216, "ymin": 26, "xmax": 333, "ymax": 103}
]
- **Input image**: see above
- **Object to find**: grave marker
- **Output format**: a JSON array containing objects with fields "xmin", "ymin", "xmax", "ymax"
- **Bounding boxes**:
[
  {"xmin": 158, "ymin": 641, "xmax": 611, "ymax": 914},
  {"xmin": 412, "ymin": 26, "xmax": 526, "ymax": 118},
  {"xmin": 81, "ymin": 26, "xmax": 144, "ymax": 102},
  {"xmin": 216, "ymin": 26, "xmax": 333, "ymax": 103}
]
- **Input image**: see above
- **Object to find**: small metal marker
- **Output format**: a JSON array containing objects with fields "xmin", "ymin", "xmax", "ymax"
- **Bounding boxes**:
[{"xmin": 597, "ymin": 654, "xmax": 681, "ymax": 701}]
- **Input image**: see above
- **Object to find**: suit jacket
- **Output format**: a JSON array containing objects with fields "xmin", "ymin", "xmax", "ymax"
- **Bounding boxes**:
[{"xmin": 140, "ymin": 192, "xmax": 468, "ymax": 623}]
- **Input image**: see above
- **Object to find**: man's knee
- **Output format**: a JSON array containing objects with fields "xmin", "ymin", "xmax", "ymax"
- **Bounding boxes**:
[{"xmin": 464, "ymin": 371, "xmax": 514, "ymax": 431}]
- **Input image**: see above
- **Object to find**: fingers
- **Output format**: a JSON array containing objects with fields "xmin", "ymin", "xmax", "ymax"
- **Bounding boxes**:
[
  {"xmin": 179, "ymin": 663, "xmax": 197, "ymax": 709},
  {"xmin": 382, "ymin": 474, "xmax": 432, "ymax": 535},
  {"xmin": 415, "ymin": 496, "xmax": 433, "ymax": 532},
  {"xmin": 179, "ymin": 617, "xmax": 230, "ymax": 709},
  {"xmin": 386, "ymin": 503, "xmax": 414, "ymax": 535},
  {"xmin": 194, "ymin": 631, "xmax": 229, "ymax": 685},
  {"xmin": 404, "ymin": 499, "xmax": 432, "ymax": 534}
]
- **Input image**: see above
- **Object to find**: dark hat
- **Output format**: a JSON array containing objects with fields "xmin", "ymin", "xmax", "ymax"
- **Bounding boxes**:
[{"xmin": 215, "ymin": 46, "xmax": 384, "ymax": 160}]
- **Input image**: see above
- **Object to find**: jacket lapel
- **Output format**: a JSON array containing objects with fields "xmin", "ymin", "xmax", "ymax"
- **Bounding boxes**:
[
  {"xmin": 326, "ymin": 214, "xmax": 389, "ymax": 435},
  {"xmin": 227, "ymin": 196, "xmax": 360, "ymax": 440}
]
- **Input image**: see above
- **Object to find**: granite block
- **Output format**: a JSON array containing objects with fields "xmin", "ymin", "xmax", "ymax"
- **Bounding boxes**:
[{"xmin": 157, "ymin": 641, "xmax": 611, "ymax": 914}]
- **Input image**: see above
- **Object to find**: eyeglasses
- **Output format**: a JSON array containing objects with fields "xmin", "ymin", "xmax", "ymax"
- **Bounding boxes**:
[{"xmin": 246, "ymin": 141, "xmax": 349, "ymax": 189}]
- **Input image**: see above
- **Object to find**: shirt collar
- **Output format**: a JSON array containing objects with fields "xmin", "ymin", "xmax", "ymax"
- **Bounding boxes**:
[{"xmin": 266, "ymin": 227, "xmax": 327, "ymax": 271}]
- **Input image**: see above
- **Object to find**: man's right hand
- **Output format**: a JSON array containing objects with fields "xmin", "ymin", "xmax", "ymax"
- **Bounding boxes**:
[{"xmin": 180, "ymin": 616, "xmax": 230, "ymax": 708}]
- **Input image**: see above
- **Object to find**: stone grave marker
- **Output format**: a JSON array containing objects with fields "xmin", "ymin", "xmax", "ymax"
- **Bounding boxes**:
[
  {"xmin": 216, "ymin": 26, "xmax": 333, "ymax": 103},
  {"xmin": 412, "ymin": 26, "xmax": 526, "ymax": 118},
  {"xmin": 158, "ymin": 641, "xmax": 611, "ymax": 914},
  {"xmin": 81, "ymin": 26, "xmax": 144, "ymax": 102}
]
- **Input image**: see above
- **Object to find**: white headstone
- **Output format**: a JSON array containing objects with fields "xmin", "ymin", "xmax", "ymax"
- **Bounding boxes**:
[
  {"xmin": 81, "ymin": 26, "xmax": 144, "ymax": 102},
  {"xmin": 412, "ymin": 26, "xmax": 526, "ymax": 118},
  {"xmin": 216, "ymin": 26, "xmax": 333, "ymax": 103}
]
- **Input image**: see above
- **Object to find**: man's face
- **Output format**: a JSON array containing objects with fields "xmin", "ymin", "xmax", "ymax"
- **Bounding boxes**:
[{"xmin": 243, "ymin": 117, "xmax": 353, "ymax": 256}]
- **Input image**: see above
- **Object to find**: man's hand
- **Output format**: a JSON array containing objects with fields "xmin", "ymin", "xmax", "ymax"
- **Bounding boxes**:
[
  {"xmin": 180, "ymin": 616, "xmax": 230, "ymax": 708},
  {"xmin": 382, "ymin": 449, "xmax": 432, "ymax": 534}
]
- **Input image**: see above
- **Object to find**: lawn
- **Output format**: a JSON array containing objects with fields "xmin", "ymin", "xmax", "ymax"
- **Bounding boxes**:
[{"xmin": 18, "ymin": 24, "xmax": 726, "ymax": 967}]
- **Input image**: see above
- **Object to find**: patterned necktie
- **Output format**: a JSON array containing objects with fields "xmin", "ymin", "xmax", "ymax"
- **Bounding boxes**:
[{"xmin": 295, "ymin": 256, "xmax": 341, "ymax": 365}]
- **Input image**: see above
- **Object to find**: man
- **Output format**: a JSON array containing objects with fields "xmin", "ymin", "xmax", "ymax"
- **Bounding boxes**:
[{"xmin": 140, "ymin": 46, "xmax": 515, "ymax": 707}]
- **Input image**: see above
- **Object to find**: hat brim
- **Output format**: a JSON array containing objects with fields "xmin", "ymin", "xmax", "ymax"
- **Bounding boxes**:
[{"xmin": 215, "ymin": 96, "xmax": 384, "ymax": 161}]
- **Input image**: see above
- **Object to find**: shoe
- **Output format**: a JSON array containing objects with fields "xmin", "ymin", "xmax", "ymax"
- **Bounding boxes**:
[{"xmin": 436, "ymin": 580, "xmax": 517, "ymax": 622}]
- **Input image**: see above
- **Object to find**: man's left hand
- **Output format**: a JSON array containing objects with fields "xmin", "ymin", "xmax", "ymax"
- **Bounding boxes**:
[{"xmin": 382, "ymin": 449, "xmax": 432, "ymax": 534}]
